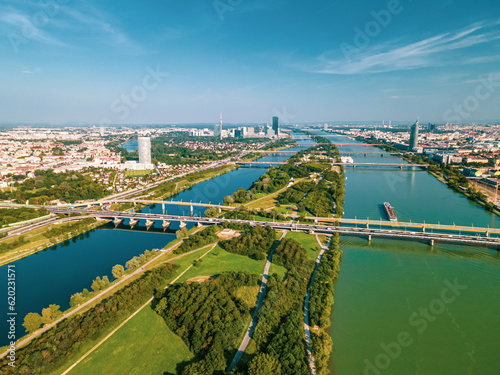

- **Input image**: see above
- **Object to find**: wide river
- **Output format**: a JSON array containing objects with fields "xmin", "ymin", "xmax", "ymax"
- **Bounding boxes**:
[{"xmin": 313, "ymin": 132, "xmax": 500, "ymax": 375}]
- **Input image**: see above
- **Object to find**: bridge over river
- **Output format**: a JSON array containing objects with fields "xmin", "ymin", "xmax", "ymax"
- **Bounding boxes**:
[{"xmin": 48, "ymin": 207, "xmax": 500, "ymax": 249}]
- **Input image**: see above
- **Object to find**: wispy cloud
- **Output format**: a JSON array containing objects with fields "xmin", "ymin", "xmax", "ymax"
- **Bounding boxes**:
[
  {"xmin": 0, "ymin": 10, "xmax": 67, "ymax": 47},
  {"xmin": 301, "ymin": 19, "xmax": 500, "ymax": 75},
  {"xmin": 0, "ymin": 1, "xmax": 141, "ymax": 53},
  {"xmin": 62, "ymin": 6, "xmax": 141, "ymax": 53}
]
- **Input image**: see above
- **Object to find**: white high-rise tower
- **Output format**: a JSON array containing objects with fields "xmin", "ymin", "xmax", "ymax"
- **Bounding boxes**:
[{"xmin": 138, "ymin": 137, "xmax": 151, "ymax": 165}]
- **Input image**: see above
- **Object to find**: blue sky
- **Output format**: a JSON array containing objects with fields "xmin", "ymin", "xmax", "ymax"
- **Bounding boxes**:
[{"xmin": 1, "ymin": 0, "xmax": 499, "ymax": 125}]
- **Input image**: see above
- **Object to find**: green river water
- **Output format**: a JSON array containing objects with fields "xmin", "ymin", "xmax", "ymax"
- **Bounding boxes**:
[{"xmin": 319, "ymin": 133, "xmax": 500, "ymax": 375}]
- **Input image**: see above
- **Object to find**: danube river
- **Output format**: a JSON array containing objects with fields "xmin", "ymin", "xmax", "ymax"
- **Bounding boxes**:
[
  {"xmin": 316, "ymin": 132, "xmax": 500, "ymax": 375},
  {"xmin": 0, "ymin": 134, "xmax": 312, "ymax": 346}
]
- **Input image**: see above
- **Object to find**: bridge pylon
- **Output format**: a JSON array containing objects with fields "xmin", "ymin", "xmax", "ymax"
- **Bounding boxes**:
[
  {"xmin": 129, "ymin": 218, "xmax": 139, "ymax": 229},
  {"xmin": 145, "ymin": 219, "xmax": 155, "ymax": 231},
  {"xmin": 162, "ymin": 220, "xmax": 170, "ymax": 231}
]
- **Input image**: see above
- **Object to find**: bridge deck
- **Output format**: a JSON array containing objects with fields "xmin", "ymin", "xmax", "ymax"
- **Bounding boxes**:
[{"xmin": 47, "ymin": 207, "xmax": 500, "ymax": 248}]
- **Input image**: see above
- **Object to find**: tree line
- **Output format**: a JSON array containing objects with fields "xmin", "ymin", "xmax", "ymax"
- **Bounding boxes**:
[
  {"xmin": 0, "ymin": 263, "xmax": 179, "ymax": 374},
  {"xmin": 174, "ymin": 225, "xmax": 219, "ymax": 254},
  {"xmin": 309, "ymin": 234, "xmax": 343, "ymax": 375},
  {"xmin": 0, "ymin": 207, "xmax": 48, "ymax": 227}
]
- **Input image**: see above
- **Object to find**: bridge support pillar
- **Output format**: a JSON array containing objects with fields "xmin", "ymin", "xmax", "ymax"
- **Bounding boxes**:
[
  {"xmin": 133, "ymin": 202, "xmax": 136, "ymax": 207},
  {"xmin": 162, "ymin": 220, "xmax": 170, "ymax": 231},
  {"xmin": 113, "ymin": 217, "xmax": 123, "ymax": 228},
  {"xmin": 485, "ymin": 231, "xmax": 489, "ymax": 237},
  {"xmin": 219, "ymin": 207, "xmax": 222, "ymax": 213},
  {"xmin": 429, "ymin": 239, "xmax": 434, "ymax": 246},
  {"xmin": 129, "ymin": 218, "xmax": 138, "ymax": 229},
  {"xmin": 145, "ymin": 219, "xmax": 155, "ymax": 231},
  {"xmin": 190, "ymin": 205, "xmax": 194, "ymax": 216},
  {"xmin": 399, "ymin": 166, "xmax": 403, "ymax": 170},
  {"xmin": 367, "ymin": 234, "xmax": 372, "ymax": 242},
  {"xmin": 422, "ymin": 226, "xmax": 425, "ymax": 233},
  {"xmin": 197, "ymin": 222, "xmax": 203, "ymax": 228},
  {"xmin": 179, "ymin": 221, "xmax": 186, "ymax": 229},
  {"xmin": 162, "ymin": 203, "xmax": 165, "ymax": 215}
]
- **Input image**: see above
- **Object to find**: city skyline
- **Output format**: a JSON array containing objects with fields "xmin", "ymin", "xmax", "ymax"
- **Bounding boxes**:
[{"xmin": 1, "ymin": 0, "xmax": 499, "ymax": 125}]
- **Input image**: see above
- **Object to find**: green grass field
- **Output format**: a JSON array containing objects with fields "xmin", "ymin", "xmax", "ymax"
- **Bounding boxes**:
[
  {"xmin": 285, "ymin": 231, "xmax": 321, "ymax": 261},
  {"xmin": 124, "ymin": 169, "xmax": 153, "ymax": 177},
  {"xmin": 176, "ymin": 246, "xmax": 287, "ymax": 283},
  {"xmin": 70, "ymin": 307, "xmax": 192, "ymax": 375}
]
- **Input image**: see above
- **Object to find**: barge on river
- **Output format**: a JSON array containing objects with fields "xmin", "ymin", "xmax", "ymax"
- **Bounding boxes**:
[{"xmin": 383, "ymin": 202, "xmax": 397, "ymax": 222}]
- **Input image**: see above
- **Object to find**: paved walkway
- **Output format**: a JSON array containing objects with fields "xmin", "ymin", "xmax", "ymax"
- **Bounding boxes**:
[
  {"xmin": 226, "ymin": 231, "xmax": 287, "ymax": 373},
  {"xmin": 303, "ymin": 235, "xmax": 330, "ymax": 375}
]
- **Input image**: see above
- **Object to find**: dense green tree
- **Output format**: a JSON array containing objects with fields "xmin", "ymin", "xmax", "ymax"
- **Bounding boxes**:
[
  {"xmin": 112, "ymin": 264, "xmax": 125, "ymax": 279},
  {"xmin": 248, "ymin": 353, "xmax": 282, "ymax": 375},
  {"xmin": 22, "ymin": 312, "xmax": 43, "ymax": 333},
  {"xmin": 41, "ymin": 304, "xmax": 62, "ymax": 324}
]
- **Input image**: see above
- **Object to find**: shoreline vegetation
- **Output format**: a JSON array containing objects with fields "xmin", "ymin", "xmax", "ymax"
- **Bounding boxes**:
[
  {"xmin": 0, "ymin": 217, "xmax": 108, "ymax": 266},
  {"xmin": 0, "ymin": 226, "xmax": 206, "ymax": 372}
]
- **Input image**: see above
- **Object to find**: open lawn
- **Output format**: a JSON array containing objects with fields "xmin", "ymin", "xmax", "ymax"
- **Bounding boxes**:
[
  {"xmin": 176, "ymin": 246, "xmax": 287, "ymax": 283},
  {"xmin": 124, "ymin": 169, "xmax": 153, "ymax": 177},
  {"xmin": 285, "ymin": 231, "xmax": 321, "ymax": 261},
  {"xmin": 69, "ymin": 307, "xmax": 192, "ymax": 375}
]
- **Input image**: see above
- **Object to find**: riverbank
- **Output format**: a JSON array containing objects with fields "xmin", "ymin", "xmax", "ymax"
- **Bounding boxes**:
[
  {"xmin": 0, "ymin": 226, "xmax": 203, "ymax": 365},
  {"xmin": 0, "ymin": 217, "xmax": 108, "ymax": 267}
]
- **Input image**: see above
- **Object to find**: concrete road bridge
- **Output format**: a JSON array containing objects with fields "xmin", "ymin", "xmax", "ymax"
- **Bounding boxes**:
[
  {"xmin": 47, "ymin": 207, "xmax": 500, "ymax": 249},
  {"xmin": 334, "ymin": 162, "xmax": 428, "ymax": 169}
]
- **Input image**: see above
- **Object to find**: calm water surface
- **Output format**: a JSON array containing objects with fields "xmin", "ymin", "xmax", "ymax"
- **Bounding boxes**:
[{"xmin": 312, "ymin": 131, "xmax": 500, "ymax": 375}]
